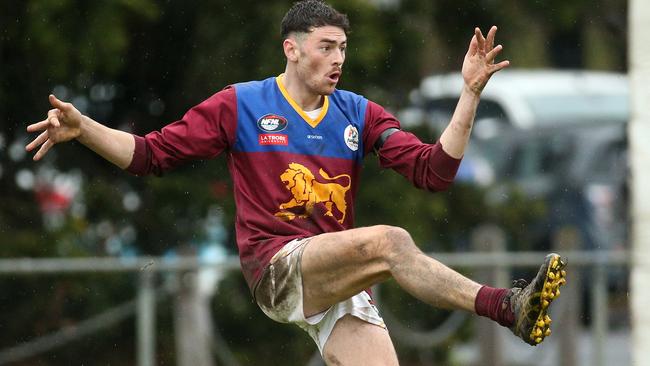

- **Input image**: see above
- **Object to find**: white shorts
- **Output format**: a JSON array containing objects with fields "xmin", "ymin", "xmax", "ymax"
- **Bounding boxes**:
[{"xmin": 254, "ymin": 237, "xmax": 386, "ymax": 353}]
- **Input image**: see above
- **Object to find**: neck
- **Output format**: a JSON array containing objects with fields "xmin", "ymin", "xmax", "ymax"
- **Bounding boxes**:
[{"xmin": 280, "ymin": 69, "xmax": 323, "ymax": 111}]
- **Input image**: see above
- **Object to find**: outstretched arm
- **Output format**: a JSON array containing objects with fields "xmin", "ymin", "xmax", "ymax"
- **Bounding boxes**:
[
  {"xmin": 28, "ymin": 88, "xmax": 238, "ymax": 176},
  {"xmin": 26, "ymin": 94, "xmax": 135, "ymax": 169},
  {"xmin": 439, "ymin": 26, "xmax": 509, "ymax": 158}
]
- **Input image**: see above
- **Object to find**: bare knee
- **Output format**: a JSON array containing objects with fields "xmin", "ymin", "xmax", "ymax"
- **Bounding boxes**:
[{"xmin": 372, "ymin": 225, "xmax": 417, "ymax": 262}]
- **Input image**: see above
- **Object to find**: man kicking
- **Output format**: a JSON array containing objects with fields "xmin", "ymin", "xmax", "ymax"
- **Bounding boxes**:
[{"xmin": 27, "ymin": 1, "xmax": 566, "ymax": 364}]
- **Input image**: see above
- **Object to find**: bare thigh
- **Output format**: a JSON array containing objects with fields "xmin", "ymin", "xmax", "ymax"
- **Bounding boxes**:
[
  {"xmin": 300, "ymin": 225, "xmax": 480, "ymax": 317},
  {"xmin": 322, "ymin": 314, "xmax": 399, "ymax": 366},
  {"xmin": 300, "ymin": 225, "xmax": 400, "ymax": 316}
]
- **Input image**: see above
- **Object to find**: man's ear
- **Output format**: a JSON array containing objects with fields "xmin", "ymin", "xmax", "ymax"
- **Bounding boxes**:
[{"xmin": 283, "ymin": 38, "xmax": 300, "ymax": 62}]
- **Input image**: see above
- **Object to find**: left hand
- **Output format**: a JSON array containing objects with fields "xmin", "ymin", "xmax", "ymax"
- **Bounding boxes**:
[
  {"xmin": 26, "ymin": 94, "xmax": 84, "ymax": 161},
  {"xmin": 461, "ymin": 26, "xmax": 510, "ymax": 95}
]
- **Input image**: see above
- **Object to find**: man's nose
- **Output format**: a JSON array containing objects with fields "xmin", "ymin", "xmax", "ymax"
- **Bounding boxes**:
[{"xmin": 333, "ymin": 48, "xmax": 344, "ymax": 66}]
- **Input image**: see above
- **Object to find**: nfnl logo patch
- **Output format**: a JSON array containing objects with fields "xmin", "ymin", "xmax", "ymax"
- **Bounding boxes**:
[
  {"xmin": 257, "ymin": 114, "xmax": 288, "ymax": 132},
  {"xmin": 259, "ymin": 134, "xmax": 288, "ymax": 145}
]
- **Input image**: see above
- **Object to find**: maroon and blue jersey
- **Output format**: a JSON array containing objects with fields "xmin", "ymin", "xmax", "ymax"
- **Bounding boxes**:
[{"xmin": 127, "ymin": 75, "xmax": 461, "ymax": 291}]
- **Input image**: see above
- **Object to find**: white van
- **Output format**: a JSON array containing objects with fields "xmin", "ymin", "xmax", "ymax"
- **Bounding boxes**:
[
  {"xmin": 404, "ymin": 69, "xmax": 628, "ymax": 131},
  {"xmin": 400, "ymin": 69, "xmax": 629, "ymax": 253}
]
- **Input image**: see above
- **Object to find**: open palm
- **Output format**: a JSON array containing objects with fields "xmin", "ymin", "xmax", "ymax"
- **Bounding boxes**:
[{"xmin": 462, "ymin": 26, "xmax": 510, "ymax": 95}]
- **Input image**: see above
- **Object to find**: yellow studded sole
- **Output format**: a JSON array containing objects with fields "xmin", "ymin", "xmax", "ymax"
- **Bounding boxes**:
[{"xmin": 529, "ymin": 255, "xmax": 567, "ymax": 344}]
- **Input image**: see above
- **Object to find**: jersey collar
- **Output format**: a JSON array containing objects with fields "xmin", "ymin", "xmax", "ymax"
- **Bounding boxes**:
[{"xmin": 275, "ymin": 74, "xmax": 329, "ymax": 128}]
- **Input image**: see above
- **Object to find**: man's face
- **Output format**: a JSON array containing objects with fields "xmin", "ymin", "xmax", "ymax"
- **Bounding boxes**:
[{"xmin": 294, "ymin": 25, "xmax": 346, "ymax": 96}]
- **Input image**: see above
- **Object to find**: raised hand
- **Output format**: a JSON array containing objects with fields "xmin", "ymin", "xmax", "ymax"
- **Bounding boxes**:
[
  {"xmin": 26, "ymin": 94, "xmax": 84, "ymax": 161},
  {"xmin": 462, "ymin": 26, "xmax": 510, "ymax": 95}
]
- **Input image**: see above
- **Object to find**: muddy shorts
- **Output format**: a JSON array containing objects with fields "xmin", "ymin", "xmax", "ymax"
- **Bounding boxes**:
[{"xmin": 254, "ymin": 237, "xmax": 386, "ymax": 353}]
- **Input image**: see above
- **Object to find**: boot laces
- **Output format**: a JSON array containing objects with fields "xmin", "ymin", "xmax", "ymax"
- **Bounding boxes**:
[
  {"xmin": 504, "ymin": 279, "xmax": 529, "ymax": 310},
  {"xmin": 512, "ymin": 279, "xmax": 528, "ymax": 289}
]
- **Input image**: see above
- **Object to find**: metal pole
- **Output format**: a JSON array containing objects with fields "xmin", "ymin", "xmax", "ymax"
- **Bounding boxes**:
[
  {"xmin": 629, "ymin": 0, "xmax": 650, "ymax": 365},
  {"xmin": 471, "ymin": 224, "xmax": 507, "ymax": 366},
  {"xmin": 592, "ymin": 259, "xmax": 608, "ymax": 366},
  {"xmin": 137, "ymin": 271, "xmax": 156, "ymax": 366},
  {"xmin": 174, "ymin": 270, "xmax": 216, "ymax": 366},
  {"xmin": 553, "ymin": 226, "xmax": 580, "ymax": 366},
  {"xmin": 0, "ymin": 252, "xmax": 627, "ymax": 274}
]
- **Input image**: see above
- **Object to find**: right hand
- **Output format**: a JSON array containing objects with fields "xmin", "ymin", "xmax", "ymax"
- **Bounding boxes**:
[
  {"xmin": 26, "ymin": 94, "xmax": 84, "ymax": 161},
  {"xmin": 461, "ymin": 26, "xmax": 509, "ymax": 96}
]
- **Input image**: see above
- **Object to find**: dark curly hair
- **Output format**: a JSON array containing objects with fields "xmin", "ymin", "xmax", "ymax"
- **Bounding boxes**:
[{"xmin": 281, "ymin": 0, "xmax": 350, "ymax": 39}]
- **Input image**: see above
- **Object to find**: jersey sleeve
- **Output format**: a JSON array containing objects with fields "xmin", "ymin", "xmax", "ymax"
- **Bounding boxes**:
[
  {"xmin": 362, "ymin": 100, "xmax": 401, "ymax": 155},
  {"xmin": 364, "ymin": 101, "xmax": 461, "ymax": 192},
  {"xmin": 126, "ymin": 86, "xmax": 237, "ymax": 176}
]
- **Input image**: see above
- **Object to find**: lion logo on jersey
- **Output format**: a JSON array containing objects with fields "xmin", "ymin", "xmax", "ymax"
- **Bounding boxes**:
[{"xmin": 274, "ymin": 163, "xmax": 351, "ymax": 224}]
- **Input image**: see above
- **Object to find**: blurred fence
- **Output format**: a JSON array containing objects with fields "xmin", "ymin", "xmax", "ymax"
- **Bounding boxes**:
[{"xmin": 0, "ymin": 225, "xmax": 631, "ymax": 366}]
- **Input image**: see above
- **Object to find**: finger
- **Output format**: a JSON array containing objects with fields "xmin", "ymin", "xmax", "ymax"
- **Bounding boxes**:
[
  {"xmin": 34, "ymin": 139, "xmax": 54, "ymax": 161},
  {"xmin": 474, "ymin": 27, "xmax": 486, "ymax": 52},
  {"xmin": 49, "ymin": 94, "xmax": 70, "ymax": 112},
  {"xmin": 490, "ymin": 60, "xmax": 511, "ymax": 74},
  {"xmin": 26, "ymin": 131, "xmax": 49, "ymax": 152},
  {"xmin": 47, "ymin": 108, "xmax": 62, "ymax": 127},
  {"xmin": 486, "ymin": 26, "xmax": 497, "ymax": 51},
  {"xmin": 47, "ymin": 109, "xmax": 61, "ymax": 128},
  {"xmin": 48, "ymin": 114, "xmax": 61, "ymax": 128},
  {"xmin": 467, "ymin": 34, "xmax": 478, "ymax": 56},
  {"xmin": 26, "ymin": 119, "xmax": 51, "ymax": 132},
  {"xmin": 486, "ymin": 44, "xmax": 504, "ymax": 62}
]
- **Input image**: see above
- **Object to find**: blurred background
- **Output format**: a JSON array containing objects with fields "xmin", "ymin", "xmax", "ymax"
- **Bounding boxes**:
[{"xmin": 0, "ymin": 0, "xmax": 633, "ymax": 365}]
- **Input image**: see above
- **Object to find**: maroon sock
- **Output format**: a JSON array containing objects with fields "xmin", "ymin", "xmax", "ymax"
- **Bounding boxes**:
[{"xmin": 474, "ymin": 285, "xmax": 514, "ymax": 327}]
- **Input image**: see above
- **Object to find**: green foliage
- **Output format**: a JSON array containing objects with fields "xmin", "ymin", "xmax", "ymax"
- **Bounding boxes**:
[{"xmin": 20, "ymin": 0, "xmax": 159, "ymax": 80}]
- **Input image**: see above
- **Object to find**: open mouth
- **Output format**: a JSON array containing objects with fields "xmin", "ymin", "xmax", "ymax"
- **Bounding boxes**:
[{"xmin": 328, "ymin": 71, "xmax": 341, "ymax": 83}]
